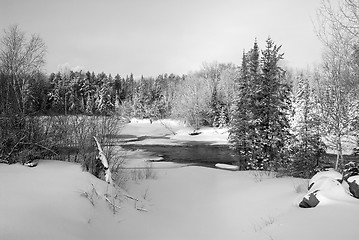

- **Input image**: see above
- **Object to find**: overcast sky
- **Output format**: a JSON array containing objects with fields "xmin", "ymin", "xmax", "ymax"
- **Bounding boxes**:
[{"xmin": 0, "ymin": 0, "xmax": 323, "ymax": 77}]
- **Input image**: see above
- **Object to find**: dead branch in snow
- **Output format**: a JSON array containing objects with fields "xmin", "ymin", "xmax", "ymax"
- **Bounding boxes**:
[
  {"xmin": 136, "ymin": 207, "xmax": 148, "ymax": 212},
  {"xmin": 157, "ymin": 118, "xmax": 176, "ymax": 135},
  {"xmin": 105, "ymin": 196, "xmax": 121, "ymax": 214},
  {"xmin": 137, "ymin": 101, "xmax": 176, "ymax": 135},
  {"xmin": 125, "ymin": 194, "xmax": 140, "ymax": 209},
  {"xmin": 19, "ymin": 142, "xmax": 58, "ymax": 156}
]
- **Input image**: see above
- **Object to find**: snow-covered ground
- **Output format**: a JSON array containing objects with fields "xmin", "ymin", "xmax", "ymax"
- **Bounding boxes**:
[{"xmin": 1, "ymin": 119, "xmax": 359, "ymax": 240}]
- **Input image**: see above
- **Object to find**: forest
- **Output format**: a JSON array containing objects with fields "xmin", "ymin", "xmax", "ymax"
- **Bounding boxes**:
[{"xmin": 1, "ymin": 0, "xmax": 359, "ymax": 180}]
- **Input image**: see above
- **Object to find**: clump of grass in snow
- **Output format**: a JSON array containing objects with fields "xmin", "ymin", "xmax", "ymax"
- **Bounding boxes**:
[
  {"xmin": 251, "ymin": 170, "xmax": 276, "ymax": 182},
  {"xmin": 130, "ymin": 162, "xmax": 157, "ymax": 182},
  {"xmin": 80, "ymin": 184, "xmax": 99, "ymax": 206}
]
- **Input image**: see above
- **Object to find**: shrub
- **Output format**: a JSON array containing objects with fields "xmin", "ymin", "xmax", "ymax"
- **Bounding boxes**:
[{"xmin": 0, "ymin": 115, "xmax": 51, "ymax": 164}]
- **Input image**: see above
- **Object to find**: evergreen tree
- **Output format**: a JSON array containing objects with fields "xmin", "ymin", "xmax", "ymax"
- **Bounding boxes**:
[
  {"xmin": 150, "ymin": 77, "xmax": 166, "ymax": 119},
  {"xmin": 96, "ymin": 74, "xmax": 114, "ymax": 115},
  {"xmin": 229, "ymin": 38, "xmax": 292, "ymax": 171},
  {"xmin": 210, "ymin": 86, "xmax": 221, "ymax": 127},
  {"xmin": 68, "ymin": 71, "xmax": 82, "ymax": 114},
  {"xmin": 229, "ymin": 49, "xmax": 254, "ymax": 169},
  {"xmin": 84, "ymin": 71, "xmax": 96, "ymax": 115},
  {"xmin": 218, "ymin": 105, "xmax": 229, "ymax": 128},
  {"xmin": 114, "ymin": 74, "xmax": 123, "ymax": 108},
  {"xmin": 252, "ymin": 38, "xmax": 291, "ymax": 170}
]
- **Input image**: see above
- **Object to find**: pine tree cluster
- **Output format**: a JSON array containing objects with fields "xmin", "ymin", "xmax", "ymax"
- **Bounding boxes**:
[
  {"xmin": 229, "ymin": 38, "xmax": 292, "ymax": 171},
  {"xmin": 2, "ymin": 71, "xmax": 184, "ymax": 119}
]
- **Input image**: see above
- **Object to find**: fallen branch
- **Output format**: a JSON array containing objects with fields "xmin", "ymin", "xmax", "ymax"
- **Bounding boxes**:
[
  {"xmin": 158, "ymin": 118, "xmax": 176, "ymax": 135},
  {"xmin": 93, "ymin": 136, "xmax": 112, "ymax": 184},
  {"xmin": 137, "ymin": 101, "xmax": 176, "ymax": 135},
  {"xmin": 19, "ymin": 142, "xmax": 58, "ymax": 156},
  {"xmin": 33, "ymin": 143, "xmax": 58, "ymax": 155}
]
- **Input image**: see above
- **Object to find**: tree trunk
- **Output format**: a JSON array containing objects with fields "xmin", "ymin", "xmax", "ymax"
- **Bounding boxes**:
[{"xmin": 335, "ymin": 135, "xmax": 343, "ymax": 170}]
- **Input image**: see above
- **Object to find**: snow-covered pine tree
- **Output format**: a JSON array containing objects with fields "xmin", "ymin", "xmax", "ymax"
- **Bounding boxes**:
[
  {"xmin": 96, "ymin": 76, "xmax": 114, "ymax": 115},
  {"xmin": 230, "ymin": 39, "xmax": 291, "ymax": 171},
  {"xmin": 229, "ymin": 47, "xmax": 257, "ymax": 169},
  {"xmin": 254, "ymin": 38, "xmax": 290, "ymax": 170},
  {"xmin": 218, "ymin": 105, "xmax": 229, "ymax": 128},
  {"xmin": 252, "ymin": 38, "xmax": 291, "ymax": 171},
  {"xmin": 289, "ymin": 74, "xmax": 326, "ymax": 178},
  {"xmin": 68, "ymin": 72, "xmax": 83, "ymax": 114},
  {"xmin": 210, "ymin": 86, "xmax": 221, "ymax": 127},
  {"xmin": 149, "ymin": 78, "xmax": 166, "ymax": 119}
]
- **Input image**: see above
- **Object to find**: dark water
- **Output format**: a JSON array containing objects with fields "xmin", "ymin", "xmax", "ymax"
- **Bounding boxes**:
[
  {"xmin": 120, "ymin": 144, "xmax": 237, "ymax": 167},
  {"xmin": 114, "ymin": 135, "xmax": 359, "ymax": 169}
]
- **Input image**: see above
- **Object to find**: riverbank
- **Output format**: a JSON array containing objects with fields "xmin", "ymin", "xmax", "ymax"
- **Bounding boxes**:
[{"xmin": 118, "ymin": 118, "xmax": 229, "ymax": 146}]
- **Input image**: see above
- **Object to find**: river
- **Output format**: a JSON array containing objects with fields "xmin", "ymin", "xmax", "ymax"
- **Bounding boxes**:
[{"xmin": 120, "ymin": 144, "xmax": 237, "ymax": 167}]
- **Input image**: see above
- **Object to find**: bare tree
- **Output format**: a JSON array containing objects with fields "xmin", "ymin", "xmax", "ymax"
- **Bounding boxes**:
[
  {"xmin": 315, "ymin": 1, "xmax": 359, "ymax": 169},
  {"xmin": 316, "ymin": 0, "xmax": 359, "ymax": 46},
  {"xmin": 316, "ymin": 70, "xmax": 359, "ymax": 169},
  {"xmin": 0, "ymin": 24, "xmax": 46, "ymax": 114},
  {"xmin": 172, "ymin": 74, "xmax": 211, "ymax": 129}
]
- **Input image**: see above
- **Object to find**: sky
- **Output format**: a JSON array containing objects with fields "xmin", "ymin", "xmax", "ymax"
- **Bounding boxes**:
[{"xmin": 0, "ymin": 0, "xmax": 324, "ymax": 78}]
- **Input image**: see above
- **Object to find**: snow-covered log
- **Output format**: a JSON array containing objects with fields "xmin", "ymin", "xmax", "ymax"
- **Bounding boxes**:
[
  {"xmin": 93, "ymin": 136, "xmax": 112, "ymax": 184},
  {"xmin": 215, "ymin": 163, "xmax": 239, "ymax": 171},
  {"xmin": 24, "ymin": 160, "xmax": 39, "ymax": 167}
]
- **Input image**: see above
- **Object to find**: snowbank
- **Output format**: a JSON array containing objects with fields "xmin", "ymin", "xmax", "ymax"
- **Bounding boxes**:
[
  {"xmin": 309, "ymin": 169, "xmax": 343, "ymax": 188},
  {"xmin": 121, "ymin": 119, "xmax": 229, "ymax": 145},
  {"xmin": 0, "ymin": 161, "xmax": 117, "ymax": 240},
  {"xmin": 2, "ymin": 160, "xmax": 359, "ymax": 240},
  {"xmin": 215, "ymin": 163, "xmax": 239, "ymax": 171}
]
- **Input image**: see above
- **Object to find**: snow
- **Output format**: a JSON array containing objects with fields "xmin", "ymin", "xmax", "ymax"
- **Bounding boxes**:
[
  {"xmin": 308, "ymin": 169, "xmax": 343, "ymax": 187},
  {"xmin": 2, "ymin": 120, "xmax": 359, "ymax": 240},
  {"xmin": 307, "ymin": 177, "xmax": 353, "ymax": 204},
  {"xmin": 121, "ymin": 118, "xmax": 229, "ymax": 145},
  {"xmin": 215, "ymin": 163, "xmax": 239, "ymax": 171}
]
